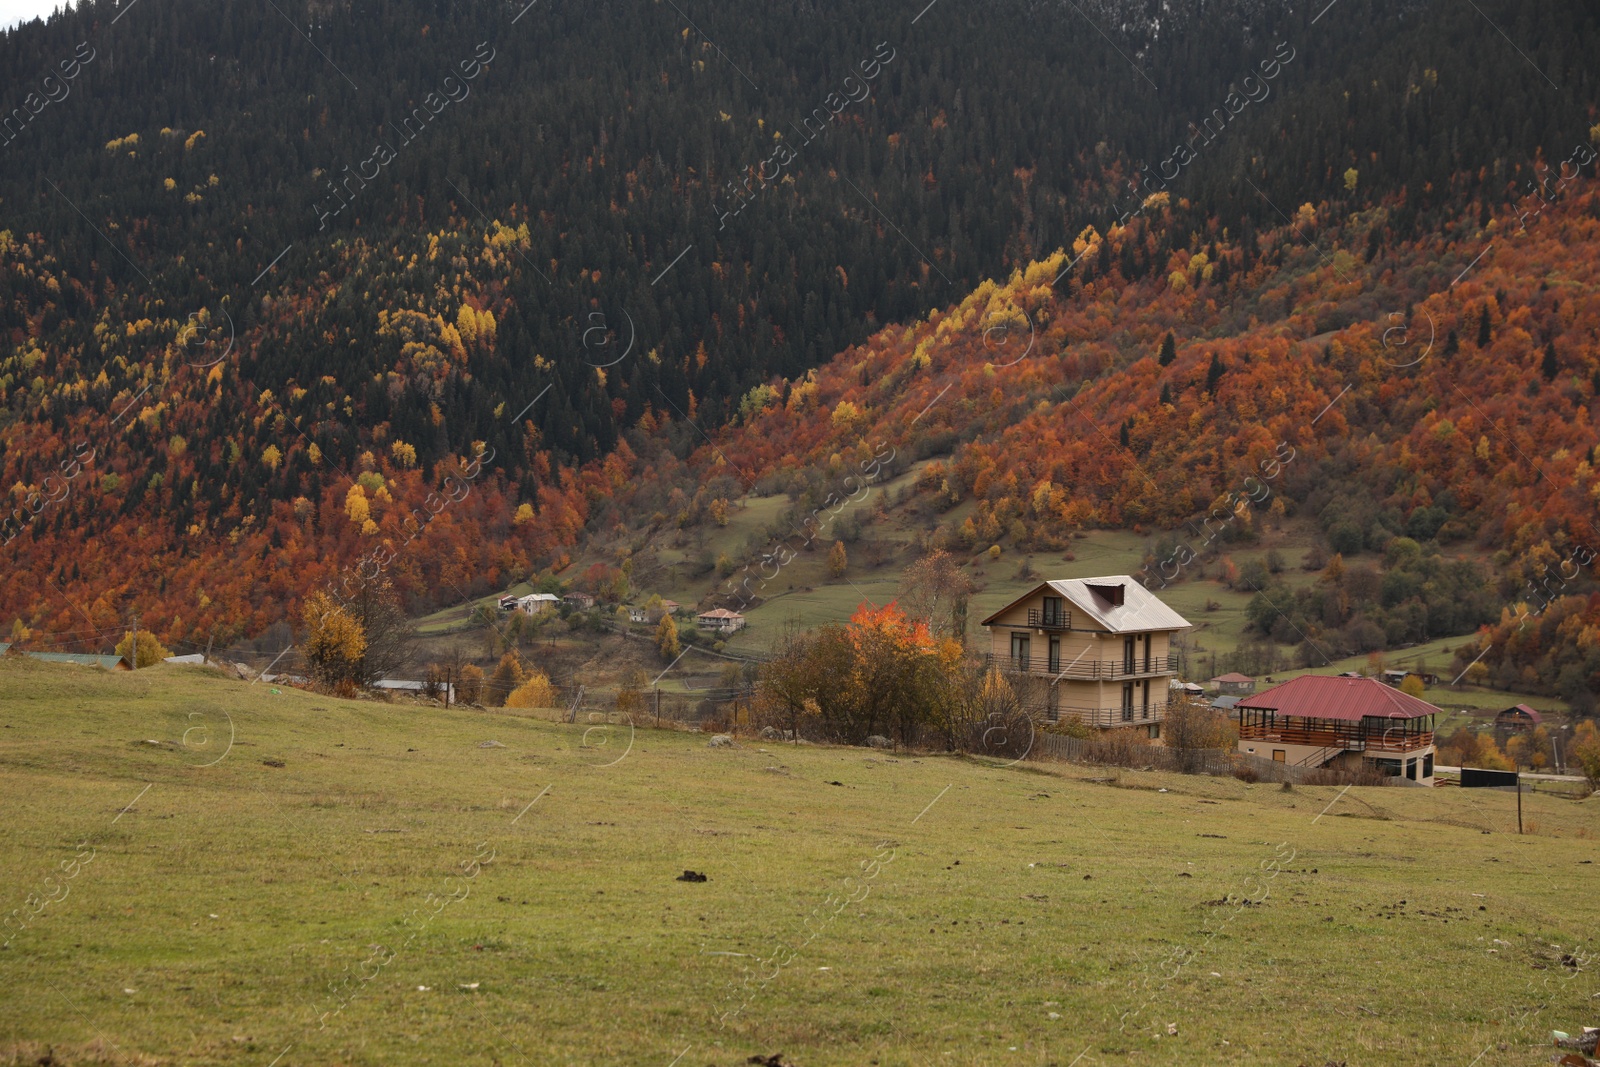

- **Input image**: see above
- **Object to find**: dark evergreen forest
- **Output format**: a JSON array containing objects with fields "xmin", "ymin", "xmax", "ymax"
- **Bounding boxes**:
[{"xmin": 0, "ymin": 0, "xmax": 1595, "ymax": 482}]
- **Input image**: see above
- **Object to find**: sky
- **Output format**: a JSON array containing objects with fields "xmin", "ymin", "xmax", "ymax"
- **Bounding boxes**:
[{"xmin": 0, "ymin": 0, "xmax": 72, "ymax": 32}]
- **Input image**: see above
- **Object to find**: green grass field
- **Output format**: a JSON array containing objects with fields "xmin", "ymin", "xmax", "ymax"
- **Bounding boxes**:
[{"xmin": 2, "ymin": 658, "xmax": 1597, "ymax": 1066}]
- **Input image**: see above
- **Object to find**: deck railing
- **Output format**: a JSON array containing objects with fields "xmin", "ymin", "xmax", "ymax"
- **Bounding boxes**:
[{"xmin": 1238, "ymin": 723, "xmax": 1432, "ymax": 753}]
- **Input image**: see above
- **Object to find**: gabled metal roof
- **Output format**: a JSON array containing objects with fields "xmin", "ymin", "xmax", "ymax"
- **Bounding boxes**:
[
  {"xmin": 1237, "ymin": 675, "xmax": 1441, "ymax": 722},
  {"xmin": 981, "ymin": 576, "xmax": 1191, "ymax": 634}
]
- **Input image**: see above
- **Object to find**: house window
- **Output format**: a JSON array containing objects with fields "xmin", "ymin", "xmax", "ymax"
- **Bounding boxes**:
[
  {"xmin": 1121, "ymin": 683, "xmax": 1134, "ymax": 721},
  {"xmin": 1042, "ymin": 595, "xmax": 1066, "ymax": 628},
  {"xmin": 1406, "ymin": 758, "xmax": 1417, "ymax": 781},
  {"xmin": 1272, "ymin": 750, "xmax": 1286, "ymax": 762},
  {"xmin": 1046, "ymin": 686, "xmax": 1060, "ymax": 722},
  {"xmin": 1141, "ymin": 679, "xmax": 1150, "ymax": 718},
  {"xmin": 1010, "ymin": 633, "xmax": 1031, "ymax": 670},
  {"xmin": 1148, "ymin": 723, "xmax": 1160, "ymax": 740},
  {"xmin": 1123, "ymin": 637, "xmax": 1136, "ymax": 673},
  {"xmin": 1366, "ymin": 757, "xmax": 1403, "ymax": 777},
  {"xmin": 1423, "ymin": 752, "xmax": 1434, "ymax": 778},
  {"xmin": 1048, "ymin": 635, "xmax": 1061, "ymax": 673}
]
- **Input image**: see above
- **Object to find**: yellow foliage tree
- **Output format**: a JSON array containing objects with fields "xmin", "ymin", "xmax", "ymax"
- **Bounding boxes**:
[
  {"xmin": 457, "ymin": 664, "xmax": 485, "ymax": 705},
  {"xmin": 345, "ymin": 484, "xmax": 370, "ymax": 525},
  {"xmin": 1399, "ymin": 674, "xmax": 1425, "ymax": 698},
  {"xmin": 487, "ymin": 651, "xmax": 527, "ymax": 706},
  {"xmin": 828, "ymin": 540, "xmax": 848, "ymax": 577},
  {"xmin": 1571, "ymin": 721, "xmax": 1600, "ymax": 791},
  {"xmin": 505, "ymin": 670, "xmax": 556, "ymax": 709},
  {"xmin": 513, "ymin": 503, "xmax": 535, "ymax": 526},
  {"xmin": 116, "ymin": 630, "xmax": 171, "ymax": 668},
  {"xmin": 390, "ymin": 440, "xmax": 417, "ymax": 468},
  {"xmin": 655, "ymin": 613, "xmax": 680, "ymax": 661},
  {"xmin": 262, "ymin": 444, "xmax": 282, "ymax": 472},
  {"xmin": 302, "ymin": 592, "xmax": 367, "ymax": 687}
]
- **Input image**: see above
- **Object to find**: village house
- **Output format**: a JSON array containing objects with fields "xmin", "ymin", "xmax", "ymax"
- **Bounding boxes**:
[
  {"xmin": 1494, "ymin": 703, "xmax": 1542, "ymax": 734},
  {"xmin": 1234, "ymin": 674, "xmax": 1438, "ymax": 784},
  {"xmin": 696, "ymin": 608, "xmax": 747, "ymax": 634},
  {"xmin": 1381, "ymin": 667, "xmax": 1440, "ymax": 688},
  {"xmin": 515, "ymin": 593, "xmax": 560, "ymax": 616},
  {"xmin": 1492, "ymin": 703, "xmax": 1548, "ymax": 751},
  {"xmin": 1210, "ymin": 671, "xmax": 1256, "ymax": 695},
  {"xmin": 979, "ymin": 575, "xmax": 1191, "ymax": 737},
  {"xmin": 627, "ymin": 606, "xmax": 648, "ymax": 623},
  {"xmin": 563, "ymin": 592, "xmax": 596, "ymax": 611}
]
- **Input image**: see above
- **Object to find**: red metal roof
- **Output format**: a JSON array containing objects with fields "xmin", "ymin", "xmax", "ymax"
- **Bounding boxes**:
[
  {"xmin": 1235, "ymin": 674, "xmax": 1440, "ymax": 722},
  {"xmin": 1498, "ymin": 703, "xmax": 1543, "ymax": 723}
]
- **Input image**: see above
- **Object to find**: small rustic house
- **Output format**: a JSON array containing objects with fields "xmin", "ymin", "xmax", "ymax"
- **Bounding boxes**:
[
  {"xmin": 696, "ymin": 608, "xmax": 747, "ymax": 634},
  {"xmin": 1493, "ymin": 704, "xmax": 1543, "ymax": 732},
  {"xmin": 1210, "ymin": 672, "xmax": 1256, "ymax": 695}
]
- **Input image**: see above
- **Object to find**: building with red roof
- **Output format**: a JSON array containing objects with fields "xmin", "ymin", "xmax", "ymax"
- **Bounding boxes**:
[
  {"xmin": 1234, "ymin": 674, "xmax": 1438, "ymax": 784},
  {"xmin": 1491, "ymin": 700, "xmax": 1542, "ymax": 742}
]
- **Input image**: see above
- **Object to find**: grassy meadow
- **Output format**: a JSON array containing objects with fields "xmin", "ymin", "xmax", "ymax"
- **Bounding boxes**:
[{"xmin": 1, "ymin": 657, "xmax": 1597, "ymax": 1066}]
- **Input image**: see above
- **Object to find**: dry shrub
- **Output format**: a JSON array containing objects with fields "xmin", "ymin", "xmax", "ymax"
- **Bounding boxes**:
[
  {"xmin": 615, "ymin": 688, "xmax": 644, "ymax": 717},
  {"xmin": 1084, "ymin": 727, "xmax": 1152, "ymax": 767}
]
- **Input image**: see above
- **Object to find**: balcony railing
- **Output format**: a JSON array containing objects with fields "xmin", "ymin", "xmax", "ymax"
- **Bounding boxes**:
[
  {"xmin": 1022, "ymin": 700, "xmax": 1168, "ymax": 728},
  {"xmin": 1026, "ymin": 608, "xmax": 1072, "ymax": 630},
  {"xmin": 988, "ymin": 652, "xmax": 1176, "ymax": 680}
]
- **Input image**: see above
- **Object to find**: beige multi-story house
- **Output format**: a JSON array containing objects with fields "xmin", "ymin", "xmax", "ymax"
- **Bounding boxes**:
[{"xmin": 979, "ymin": 575, "xmax": 1191, "ymax": 737}]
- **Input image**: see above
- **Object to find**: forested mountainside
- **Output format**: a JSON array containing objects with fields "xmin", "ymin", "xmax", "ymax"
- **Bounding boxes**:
[
  {"xmin": 1, "ymin": 0, "xmax": 1599, "ymax": 658},
  {"xmin": 590, "ymin": 181, "xmax": 1600, "ymax": 700}
]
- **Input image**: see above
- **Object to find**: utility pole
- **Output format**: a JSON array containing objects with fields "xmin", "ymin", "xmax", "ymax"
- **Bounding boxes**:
[
  {"xmin": 130, "ymin": 614, "xmax": 137, "ymax": 671},
  {"xmin": 1516, "ymin": 773, "xmax": 1524, "ymax": 835}
]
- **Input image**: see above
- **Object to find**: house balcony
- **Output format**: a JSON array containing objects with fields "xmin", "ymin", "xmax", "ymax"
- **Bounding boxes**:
[
  {"xmin": 1026, "ymin": 608, "xmax": 1072, "ymax": 631},
  {"xmin": 987, "ymin": 652, "xmax": 1177, "ymax": 680}
]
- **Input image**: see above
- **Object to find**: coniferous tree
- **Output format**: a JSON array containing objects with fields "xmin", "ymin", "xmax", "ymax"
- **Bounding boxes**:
[
  {"xmin": 1542, "ymin": 342, "xmax": 1560, "ymax": 381},
  {"xmin": 1157, "ymin": 331, "xmax": 1177, "ymax": 367}
]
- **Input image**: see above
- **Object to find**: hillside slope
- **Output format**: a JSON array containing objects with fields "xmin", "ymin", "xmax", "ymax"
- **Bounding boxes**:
[{"xmin": 0, "ymin": 657, "xmax": 1596, "ymax": 1065}]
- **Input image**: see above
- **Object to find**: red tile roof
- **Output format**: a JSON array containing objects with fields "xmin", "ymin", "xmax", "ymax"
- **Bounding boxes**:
[
  {"xmin": 1235, "ymin": 674, "xmax": 1440, "ymax": 722},
  {"xmin": 1211, "ymin": 672, "xmax": 1255, "ymax": 683}
]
